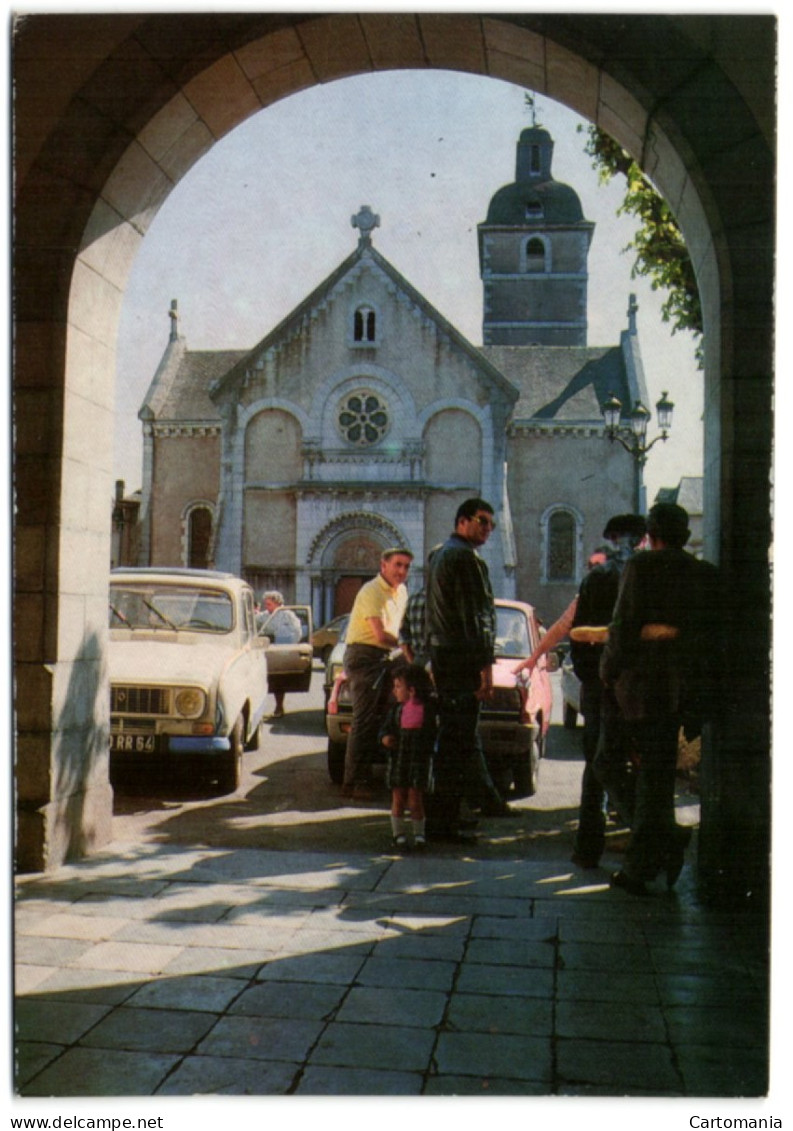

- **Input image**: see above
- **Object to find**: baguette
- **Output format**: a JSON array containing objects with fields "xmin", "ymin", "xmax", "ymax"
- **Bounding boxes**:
[
  {"xmin": 640, "ymin": 623, "xmax": 679, "ymax": 641},
  {"xmin": 569, "ymin": 625, "xmax": 609, "ymax": 644}
]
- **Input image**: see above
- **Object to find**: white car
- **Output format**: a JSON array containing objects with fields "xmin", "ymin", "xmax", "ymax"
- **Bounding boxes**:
[
  {"xmin": 561, "ymin": 657, "xmax": 581, "ymax": 728},
  {"xmin": 108, "ymin": 568, "xmax": 269, "ymax": 793}
]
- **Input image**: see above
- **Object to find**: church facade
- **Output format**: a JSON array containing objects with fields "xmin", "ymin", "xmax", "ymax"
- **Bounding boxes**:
[{"xmin": 135, "ymin": 127, "xmax": 645, "ymax": 625}]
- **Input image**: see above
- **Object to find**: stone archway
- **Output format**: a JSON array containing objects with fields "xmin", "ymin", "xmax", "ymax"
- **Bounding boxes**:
[{"xmin": 14, "ymin": 15, "xmax": 774, "ymax": 896}]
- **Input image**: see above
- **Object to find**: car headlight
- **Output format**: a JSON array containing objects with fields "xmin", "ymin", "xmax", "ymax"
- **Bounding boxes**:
[
  {"xmin": 174, "ymin": 688, "xmax": 207, "ymax": 718},
  {"xmin": 337, "ymin": 680, "xmax": 352, "ymax": 708}
]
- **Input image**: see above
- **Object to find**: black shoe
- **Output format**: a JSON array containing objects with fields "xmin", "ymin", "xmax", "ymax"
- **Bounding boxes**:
[
  {"xmin": 610, "ymin": 870, "xmax": 649, "ymax": 896},
  {"xmin": 427, "ymin": 828, "xmax": 479, "ymax": 845},
  {"xmin": 458, "ymin": 817, "xmax": 480, "ymax": 831},
  {"xmin": 665, "ymin": 826, "xmax": 693, "ymax": 889},
  {"xmin": 478, "ymin": 801, "xmax": 519, "ymax": 818},
  {"xmin": 571, "ymin": 852, "xmax": 600, "ymax": 869}
]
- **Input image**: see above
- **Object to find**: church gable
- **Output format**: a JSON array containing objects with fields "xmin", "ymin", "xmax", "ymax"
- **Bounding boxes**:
[{"xmin": 209, "ymin": 211, "xmax": 518, "ymax": 422}]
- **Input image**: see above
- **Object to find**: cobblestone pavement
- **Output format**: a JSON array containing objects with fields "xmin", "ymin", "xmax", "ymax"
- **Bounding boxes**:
[
  {"xmin": 14, "ymin": 674, "xmax": 772, "ymax": 1102},
  {"xmin": 15, "ymin": 836, "xmax": 769, "ymax": 1098}
]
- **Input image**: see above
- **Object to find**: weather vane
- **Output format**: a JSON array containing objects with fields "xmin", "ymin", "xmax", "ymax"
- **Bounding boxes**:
[{"xmin": 524, "ymin": 91, "xmax": 540, "ymax": 127}]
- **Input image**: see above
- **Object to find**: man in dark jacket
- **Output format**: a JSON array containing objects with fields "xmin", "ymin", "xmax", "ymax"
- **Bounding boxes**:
[
  {"xmin": 426, "ymin": 497, "xmax": 513, "ymax": 839},
  {"xmin": 601, "ymin": 503, "xmax": 722, "ymax": 894},
  {"xmin": 569, "ymin": 513, "xmax": 646, "ymax": 868}
]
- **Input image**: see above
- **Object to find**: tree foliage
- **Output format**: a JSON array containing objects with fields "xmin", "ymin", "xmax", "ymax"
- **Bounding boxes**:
[{"xmin": 580, "ymin": 124, "xmax": 703, "ymax": 364}]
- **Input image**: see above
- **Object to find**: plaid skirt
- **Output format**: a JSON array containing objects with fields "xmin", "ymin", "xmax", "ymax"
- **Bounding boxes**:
[{"xmin": 386, "ymin": 727, "xmax": 434, "ymax": 791}]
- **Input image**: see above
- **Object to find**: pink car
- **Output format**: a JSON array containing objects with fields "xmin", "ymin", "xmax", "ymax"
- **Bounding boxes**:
[
  {"xmin": 479, "ymin": 599, "xmax": 556, "ymax": 798},
  {"xmin": 326, "ymin": 598, "xmax": 555, "ymax": 797}
]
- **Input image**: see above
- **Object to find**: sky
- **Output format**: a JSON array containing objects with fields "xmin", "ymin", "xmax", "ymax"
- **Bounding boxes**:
[{"xmin": 114, "ymin": 69, "xmax": 704, "ymax": 505}]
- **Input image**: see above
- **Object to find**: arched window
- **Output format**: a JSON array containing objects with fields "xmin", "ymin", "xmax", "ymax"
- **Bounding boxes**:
[
  {"xmin": 353, "ymin": 305, "xmax": 376, "ymax": 343},
  {"xmin": 525, "ymin": 236, "xmax": 547, "ymax": 272},
  {"xmin": 547, "ymin": 510, "xmax": 575, "ymax": 581},
  {"xmin": 187, "ymin": 506, "xmax": 212, "ymax": 569}
]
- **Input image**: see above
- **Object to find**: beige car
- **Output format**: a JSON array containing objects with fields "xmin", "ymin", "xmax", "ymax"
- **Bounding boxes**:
[{"xmin": 108, "ymin": 568, "xmax": 269, "ymax": 793}]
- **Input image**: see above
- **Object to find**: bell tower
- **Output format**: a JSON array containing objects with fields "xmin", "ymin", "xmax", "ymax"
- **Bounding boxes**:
[{"xmin": 478, "ymin": 127, "xmax": 594, "ymax": 346}]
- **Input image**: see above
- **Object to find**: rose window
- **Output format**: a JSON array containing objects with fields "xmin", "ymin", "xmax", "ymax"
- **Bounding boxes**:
[{"xmin": 337, "ymin": 391, "xmax": 390, "ymax": 446}]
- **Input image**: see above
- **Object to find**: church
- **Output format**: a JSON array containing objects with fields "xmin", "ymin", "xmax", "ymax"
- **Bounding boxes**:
[{"xmin": 135, "ymin": 126, "xmax": 647, "ymax": 625}]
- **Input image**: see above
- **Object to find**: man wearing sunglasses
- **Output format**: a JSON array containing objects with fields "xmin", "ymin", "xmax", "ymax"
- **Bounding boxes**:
[{"xmin": 425, "ymin": 497, "xmax": 515, "ymax": 840}]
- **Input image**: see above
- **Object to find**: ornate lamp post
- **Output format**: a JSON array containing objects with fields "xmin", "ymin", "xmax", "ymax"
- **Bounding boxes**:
[{"xmin": 601, "ymin": 390, "xmax": 674, "ymax": 511}]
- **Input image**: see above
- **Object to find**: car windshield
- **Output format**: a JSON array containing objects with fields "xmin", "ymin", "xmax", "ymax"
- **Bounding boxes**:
[
  {"xmin": 494, "ymin": 607, "xmax": 530, "ymax": 658},
  {"xmin": 109, "ymin": 584, "xmax": 234, "ymax": 633}
]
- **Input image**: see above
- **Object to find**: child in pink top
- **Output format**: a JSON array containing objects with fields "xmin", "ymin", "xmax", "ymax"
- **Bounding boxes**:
[{"xmin": 379, "ymin": 663, "xmax": 436, "ymax": 851}]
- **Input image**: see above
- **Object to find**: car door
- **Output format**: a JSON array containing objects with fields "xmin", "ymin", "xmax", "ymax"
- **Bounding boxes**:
[{"xmin": 261, "ymin": 606, "xmax": 314, "ymax": 691}]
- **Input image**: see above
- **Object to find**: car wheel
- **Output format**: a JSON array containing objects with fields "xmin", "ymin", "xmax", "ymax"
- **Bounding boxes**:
[
  {"xmin": 218, "ymin": 716, "xmax": 244, "ymax": 794},
  {"xmin": 564, "ymin": 703, "xmax": 578, "ymax": 729},
  {"xmin": 327, "ymin": 739, "xmax": 345, "ymax": 784}
]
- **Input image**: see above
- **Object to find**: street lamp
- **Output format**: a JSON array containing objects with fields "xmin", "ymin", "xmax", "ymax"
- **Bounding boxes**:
[{"xmin": 601, "ymin": 390, "xmax": 674, "ymax": 467}]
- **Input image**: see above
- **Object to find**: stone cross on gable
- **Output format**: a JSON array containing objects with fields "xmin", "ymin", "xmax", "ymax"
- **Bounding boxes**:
[{"xmin": 351, "ymin": 204, "xmax": 380, "ymax": 246}]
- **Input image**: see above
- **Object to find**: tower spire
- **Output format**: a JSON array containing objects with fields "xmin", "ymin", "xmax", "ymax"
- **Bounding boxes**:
[{"xmin": 169, "ymin": 299, "xmax": 179, "ymax": 343}]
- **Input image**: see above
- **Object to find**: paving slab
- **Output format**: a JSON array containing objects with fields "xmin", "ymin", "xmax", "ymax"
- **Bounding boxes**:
[
  {"xmin": 15, "ymin": 998, "xmax": 112, "ymax": 1045},
  {"xmin": 196, "ymin": 1015, "xmax": 323, "ymax": 1062},
  {"xmin": 309, "ymin": 1020, "xmax": 436, "ymax": 1072},
  {"xmin": 555, "ymin": 1037, "xmax": 681, "ymax": 1092},
  {"xmin": 446, "ymin": 991, "xmax": 553, "ymax": 1036},
  {"xmin": 555, "ymin": 998, "xmax": 667, "ymax": 1043},
  {"xmin": 78, "ymin": 1004, "xmax": 218, "ymax": 1053},
  {"xmin": 156, "ymin": 1054, "xmax": 300, "ymax": 1095},
  {"xmin": 454, "ymin": 962, "xmax": 554, "ymax": 998},
  {"xmin": 255, "ymin": 950, "xmax": 367, "ymax": 984},
  {"xmin": 370, "ymin": 931, "xmax": 465, "ymax": 961},
  {"xmin": 355, "ymin": 953, "xmax": 457, "ymax": 991},
  {"xmin": 555, "ymin": 968, "xmax": 660, "ymax": 1004},
  {"xmin": 229, "ymin": 979, "xmax": 346, "ymax": 1020},
  {"xmin": 15, "ymin": 936, "xmax": 97, "ymax": 967},
  {"xmin": 434, "ymin": 1030, "xmax": 552, "ymax": 1084},
  {"xmin": 295, "ymin": 1065, "xmax": 423, "ymax": 1095},
  {"xmin": 424, "ymin": 1073, "xmax": 549, "ymax": 1095},
  {"xmin": 465, "ymin": 936, "xmax": 556, "ymax": 967},
  {"xmin": 20, "ymin": 1046, "xmax": 180, "ymax": 1096},
  {"xmin": 125, "ymin": 973, "xmax": 245, "ymax": 1013},
  {"xmin": 70, "ymin": 940, "xmax": 186, "ymax": 974},
  {"xmin": 25, "ymin": 967, "xmax": 144, "ymax": 1003},
  {"xmin": 336, "ymin": 985, "xmax": 446, "ymax": 1027},
  {"xmin": 17, "ymin": 912, "xmax": 130, "ymax": 942},
  {"xmin": 15, "ymin": 1042, "xmax": 65, "ymax": 1089},
  {"xmin": 158, "ymin": 946, "xmax": 267, "ymax": 978},
  {"xmin": 676, "ymin": 1042, "xmax": 769, "ymax": 1097}
]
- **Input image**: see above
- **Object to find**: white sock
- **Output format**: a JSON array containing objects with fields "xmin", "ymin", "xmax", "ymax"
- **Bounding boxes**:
[{"xmin": 391, "ymin": 816, "xmax": 408, "ymax": 837}]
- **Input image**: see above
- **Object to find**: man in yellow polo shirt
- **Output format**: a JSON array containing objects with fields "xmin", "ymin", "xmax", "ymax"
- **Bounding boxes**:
[{"xmin": 342, "ymin": 547, "xmax": 413, "ymax": 799}]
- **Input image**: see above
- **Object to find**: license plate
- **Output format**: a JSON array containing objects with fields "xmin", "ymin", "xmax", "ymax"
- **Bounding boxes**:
[{"xmin": 110, "ymin": 733, "xmax": 156, "ymax": 753}]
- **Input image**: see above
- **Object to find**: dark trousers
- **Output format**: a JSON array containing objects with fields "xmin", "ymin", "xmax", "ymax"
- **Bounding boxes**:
[
  {"xmin": 428, "ymin": 648, "xmax": 503, "ymax": 831},
  {"xmin": 343, "ymin": 644, "xmax": 389, "ymax": 789},
  {"xmin": 593, "ymin": 687, "xmax": 637, "ymax": 829},
  {"xmin": 623, "ymin": 715, "xmax": 681, "ymax": 881},
  {"xmin": 573, "ymin": 678, "xmax": 607, "ymax": 861}
]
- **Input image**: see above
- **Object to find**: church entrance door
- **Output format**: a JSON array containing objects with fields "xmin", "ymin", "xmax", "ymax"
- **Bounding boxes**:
[{"xmin": 334, "ymin": 576, "xmax": 366, "ymax": 614}]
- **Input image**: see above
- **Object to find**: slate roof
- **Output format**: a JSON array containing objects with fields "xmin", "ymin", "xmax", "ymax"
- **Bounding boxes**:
[
  {"xmin": 480, "ymin": 345, "xmax": 632, "ymax": 423},
  {"xmin": 141, "ymin": 344, "xmax": 246, "ymax": 423}
]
